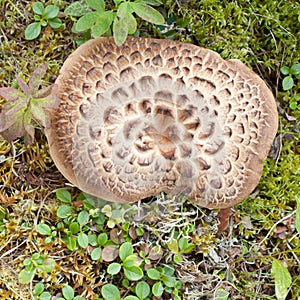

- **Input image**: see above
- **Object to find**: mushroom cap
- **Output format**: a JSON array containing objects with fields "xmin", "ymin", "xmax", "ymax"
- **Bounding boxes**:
[{"xmin": 46, "ymin": 37, "xmax": 278, "ymax": 209}]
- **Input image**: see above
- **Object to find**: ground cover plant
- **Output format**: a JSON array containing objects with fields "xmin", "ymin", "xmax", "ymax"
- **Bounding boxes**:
[{"xmin": 0, "ymin": 0, "xmax": 300, "ymax": 299}]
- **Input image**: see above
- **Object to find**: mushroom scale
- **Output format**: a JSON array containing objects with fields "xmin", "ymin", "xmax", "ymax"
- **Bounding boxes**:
[{"xmin": 46, "ymin": 37, "xmax": 278, "ymax": 209}]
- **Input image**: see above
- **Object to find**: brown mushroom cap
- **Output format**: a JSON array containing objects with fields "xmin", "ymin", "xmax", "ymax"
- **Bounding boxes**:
[{"xmin": 46, "ymin": 37, "xmax": 278, "ymax": 209}]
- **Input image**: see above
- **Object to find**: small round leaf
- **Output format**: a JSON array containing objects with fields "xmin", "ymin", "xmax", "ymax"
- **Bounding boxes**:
[
  {"xmin": 101, "ymin": 284, "xmax": 121, "ymax": 300},
  {"xmin": 25, "ymin": 23, "xmax": 41, "ymax": 40},
  {"xmin": 282, "ymin": 76, "xmax": 294, "ymax": 91},
  {"xmin": 107, "ymin": 262, "xmax": 121, "ymax": 275},
  {"xmin": 152, "ymin": 282, "xmax": 164, "ymax": 297},
  {"xmin": 62, "ymin": 285, "xmax": 74, "ymax": 300},
  {"xmin": 135, "ymin": 281, "xmax": 150, "ymax": 298},
  {"xmin": 124, "ymin": 266, "xmax": 143, "ymax": 281},
  {"xmin": 43, "ymin": 5, "xmax": 59, "ymax": 19},
  {"xmin": 32, "ymin": 2, "xmax": 44, "ymax": 15}
]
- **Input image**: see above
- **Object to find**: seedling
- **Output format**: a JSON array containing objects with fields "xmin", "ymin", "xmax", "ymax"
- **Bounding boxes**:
[
  {"xmin": 25, "ymin": 2, "xmax": 62, "ymax": 40},
  {"xmin": 65, "ymin": 0, "xmax": 164, "ymax": 46},
  {"xmin": 0, "ymin": 64, "xmax": 59, "ymax": 145}
]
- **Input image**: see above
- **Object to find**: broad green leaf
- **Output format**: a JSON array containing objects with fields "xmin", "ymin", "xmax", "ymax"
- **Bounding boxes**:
[
  {"xmin": 97, "ymin": 232, "xmax": 108, "ymax": 246},
  {"xmin": 48, "ymin": 17, "xmax": 62, "ymax": 29},
  {"xmin": 78, "ymin": 232, "xmax": 89, "ymax": 248},
  {"xmin": 127, "ymin": 13, "xmax": 137, "ymax": 34},
  {"xmin": 162, "ymin": 275, "xmax": 176, "ymax": 288},
  {"xmin": 135, "ymin": 281, "xmax": 150, "ymax": 298},
  {"xmin": 107, "ymin": 262, "xmax": 121, "ymax": 275},
  {"xmin": 124, "ymin": 266, "xmax": 143, "ymax": 281},
  {"xmin": 280, "ymin": 66, "xmax": 290, "ymax": 75},
  {"xmin": 18, "ymin": 268, "xmax": 36, "ymax": 284},
  {"xmin": 101, "ymin": 284, "xmax": 121, "ymax": 300},
  {"xmin": 92, "ymin": 11, "xmax": 114, "ymax": 37},
  {"xmin": 43, "ymin": 5, "xmax": 59, "ymax": 19},
  {"xmin": 123, "ymin": 254, "xmax": 138, "ymax": 268},
  {"xmin": 37, "ymin": 224, "xmax": 52, "ymax": 235},
  {"xmin": 32, "ymin": 2, "xmax": 44, "ymax": 15},
  {"xmin": 290, "ymin": 63, "xmax": 300, "ymax": 76},
  {"xmin": 113, "ymin": 2, "xmax": 132, "ymax": 45},
  {"xmin": 129, "ymin": 3, "xmax": 164, "ymax": 25},
  {"xmin": 33, "ymin": 282, "xmax": 44, "ymax": 295},
  {"xmin": 119, "ymin": 242, "xmax": 133, "ymax": 261},
  {"xmin": 76, "ymin": 11, "xmax": 99, "ymax": 32},
  {"xmin": 66, "ymin": 236, "xmax": 77, "ymax": 251},
  {"xmin": 56, "ymin": 189, "xmax": 72, "ymax": 203},
  {"xmin": 64, "ymin": 1, "xmax": 90, "ymax": 17},
  {"xmin": 271, "ymin": 259, "xmax": 292, "ymax": 300},
  {"xmin": 91, "ymin": 247, "xmax": 101, "ymax": 260},
  {"xmin": 296, "ymin": 196, "xmax": 300, "ymax": 235},
  {"xmin": 56, "ymin": 205, "xmax": 73, "ymax": 218},
  {"xmin": 147, "ymin": 268, "xmax": 161, "ymax": 280},
  {"xmin": 28, "ymin": 64, "xmax": 48, "ymax": 91},
  {"xmin": 152, "ymin": 282, "xmax": 164, "ymax": 297},
  {"xmin": 85, "ymin": 0, "xmax": 105, "ymax": 11},
  {"xmin": 77, "ymin": 210, "xmax": 89, "ymax": 226},
  {"xmin": 62, "ymin": 285, "xmax": 74, "ymax": 300},
  {"xmin": 40, "ymin": 292, "xmax": 51, "ymax": 300},
  {"xmin": 124, "ymin": 297, "xmax": 139, "ymax": 300},
  {"xmin": 25, "ymin": 22, "xmax": 41, "ymax": 40},
  {"xmin": 282, "ymin": 76, "xmax": 294, "ymax": 91},
  {"xmin": 69, "ymin": 222, "xmax": 80, "ymax": 234},
  {"xmin": 88, "ymin": 234, "xmax": 98, "ymax": 246},
  {"xmin": 40, "ymin": 258, "xmax": 56, "ymax": 273}
]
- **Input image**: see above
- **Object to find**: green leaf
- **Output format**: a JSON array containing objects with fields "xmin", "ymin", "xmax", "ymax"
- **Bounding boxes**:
[
  {"xmin": 123, "ymin": 254, "xmax": 138, "ymax": 268},
  {"xmin": 56, "ymin": 189, "xmax": 72, "ymax": 203},
  {"xmin": 135, "ymin": 281, "xmax": 150, "ymax": 298},
  {"xmin": 25, "ymin": 22, "xmax": 41, "ymax": 40},
  {"xmin": 162, "ymin": 275, "xmax": 176, "ymax": 288},
  {"xmin": 33, "ymin": 282, "xmax": 44, "ymax": 295},
  {"xmin": 290, "ymin": 63, "xmax": 300, "ymax": 76},
  {"xmin": 74, "ymin": 297, "xmax": 85, "ymax": 300},
  {"xmin": 48, "ymin": 17, "xmax": 62, "ymax": 29},
  {"xmin": 88, "ymin": 234, "xmax": 98, "ymax": 246},
  {"xmin": 78, "ymin": 210, "xmax": 89, "ymax": 226},
  {"xmin": 32, "ymin": 2, "xmax": 44, "ymax": 15},
  {"xmin": 129, "ymin": 3, "xmax": 164, "ymax": 25},
  {"xmin": 113, "ymin": 3, "xmax": 130, "ymax": 46},
  {"xmin": 127, "ymin": 13, "xmax": 137, "ymax": 34},
  {"xmin": 215, "ymin": 288, "xmax": 229, "ymax": 300},
  {"xmin": 282, "ymin": 76, "xmax": 294, "ymax": 91},
  {"xmin": 295, "ymin": 196, "xmax": 300, "ymax": 235},
  {"xmin": 124, "ymin": 297, "xmax": 139, "ymax": 300},
  {"xmin": 40, "ymin": 258, "xmax": 56, "ymax": 273},
  {"xmin": 280, "ymin": 66, "xmax": 290, "ymax": 75},
  {"xmin": 107, "ymin": 262, "xmax": 121, "ymax": 275},
  {"xmin": 66, "ymin": 236, "xmax": 77, "ymax": 251},
  {"xmin": 124, "ymin": 266, "xmax": 143, "ymax": 281},
  {"xmin": 64, "ymin": 1, "xmax": 90, "ymax": 17},
  {"xmin": 92, "ymin": 11, "xmax": 114, "ymax": 37},
  {"xmin": 78, "ymin": 232, "xmax": 89, "ymax": 248},
  {"xmin": 119, "ymin": 242, "xmax": 133, "ymax": 261},
  {"xmin": 76, "ymin": 11, "xmax": 99, "ymax": 32},
  {"xmin": 40, "ymin": 292, "xmax": 51, "ymax": 300},
  {"xmin": 271, "ymin": 259, "xmax": 292, "ymax": 300},
  {"xmin": 19, "ymin": 268, "xmax": 36, "ymax": 284},
  {"xmin": 37, "ymin": 224, "xmax": 52, "ymax": 235},
  {"xmin": 62, "ymin": 285, "xmax": 74, "ymax": 300},
  {"xmin": 101, "ymin": 284, "xmax": 121, "ymax": 300},
  {"xmin": 97, "ymin": 233, "xmax": 108, "ymax": 246},
  {"xmin": 56, "ymin": 205, "xmax": 73, "ymax": 218},
  {"xmin": 43, "ymin": 5, "xmax": 59, "ymax": 19},
  {"xmin": 69, "ymin": 222, "xmax": 80, "ymax": 234},
  {"xmin": 85, "ymin": 0, "xmax": 105, "ymax": 11},
  {"xmin": 152, "ymin": 282, "xmax": 164, "ymax": 297},
  {"xmin": 147, "ymin": 268, "xmax": 161, "ymax": 280},
  {"xmin": 91, "ymin": 247, "xmax": 102, "ymax": 260}
]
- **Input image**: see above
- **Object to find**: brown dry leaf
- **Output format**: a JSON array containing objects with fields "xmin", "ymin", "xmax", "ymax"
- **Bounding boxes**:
[{"xmin": 102, "ymin": 245, "xmax": 118, "ymax": 262}]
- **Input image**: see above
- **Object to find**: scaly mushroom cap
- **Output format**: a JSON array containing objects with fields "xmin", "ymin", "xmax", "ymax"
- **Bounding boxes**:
[{"xmin": 46, "ymin": 37, "xmax": 278, "ymax": 208}]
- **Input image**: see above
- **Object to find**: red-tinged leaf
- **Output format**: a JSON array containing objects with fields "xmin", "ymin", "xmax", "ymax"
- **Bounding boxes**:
[
  {"xmin": 0, "ymin": 87, "xmax": 23, "ymax": 101},
  {"xmin": 16, "ymin": 76, "xmax": 30, "ymax": 97},
  {"xmin": 23, "ymin": 110, "xmax": 35, "ymax": 145},
  {"xmin": 28, "ymin": 64, "xmax": 48, "ymax": 91},
  {"xmin": 0, "ymin": 107, "xmax": 27, "ymax": 142}
]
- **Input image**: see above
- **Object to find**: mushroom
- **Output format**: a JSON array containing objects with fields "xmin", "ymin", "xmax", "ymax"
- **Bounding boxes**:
[{"xmin": 46, "ymin": 37, "xmax": 278, "ymax": 209}]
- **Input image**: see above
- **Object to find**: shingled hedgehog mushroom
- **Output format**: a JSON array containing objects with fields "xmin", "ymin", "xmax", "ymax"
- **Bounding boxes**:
[{"xmin": 46, "ymin": 37, "xmax": 278, "ymax": 209}]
